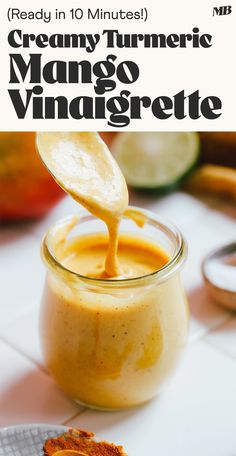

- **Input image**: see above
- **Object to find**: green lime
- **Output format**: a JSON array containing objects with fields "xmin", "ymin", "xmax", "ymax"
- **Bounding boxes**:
[{"xmin": 112, "ymin": 132, "xmax": 200, "ymax": 190}]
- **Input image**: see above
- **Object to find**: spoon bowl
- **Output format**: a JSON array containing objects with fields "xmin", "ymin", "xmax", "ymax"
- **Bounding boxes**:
[{"xmin": 36, "ymin": 131, "xmax": 128, "ymax": 220}]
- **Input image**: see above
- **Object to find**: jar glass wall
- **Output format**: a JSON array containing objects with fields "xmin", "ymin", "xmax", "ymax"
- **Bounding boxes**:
[{"xmin": 40, "ymin": 207, "xmax": 188, "ymax": 410}]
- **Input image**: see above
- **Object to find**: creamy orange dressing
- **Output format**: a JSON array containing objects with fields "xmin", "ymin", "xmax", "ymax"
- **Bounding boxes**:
[
  {"xmin": 37, "ymin": 132, "xmax": 128, "ymax": 277},
  {"xmin": 38, "ymin": 132, "xmax": 189, "ymax": 409},
  {"xmin": 41, "ymin": 214, "xmax": 188, "ymax": 409},
  {"xmin": 60, "ymin": 232, "xmax": 169, "ymax": 280}
]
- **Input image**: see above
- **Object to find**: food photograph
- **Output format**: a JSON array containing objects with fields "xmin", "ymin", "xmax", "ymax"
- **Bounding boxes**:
[{"xmin": 0, "ymin": 131, "xmax": 236, "ymax": 455}]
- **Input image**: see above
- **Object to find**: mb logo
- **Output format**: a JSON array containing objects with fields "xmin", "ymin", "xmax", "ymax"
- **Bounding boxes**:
[{"xmin": 213, "ymin": 5, "xmax": 232, "ymax": 15}]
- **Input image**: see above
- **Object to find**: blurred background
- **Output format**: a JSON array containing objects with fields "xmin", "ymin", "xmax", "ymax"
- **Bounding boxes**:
[
  {"xmin": 0, "ymin": 131, "xmax": 235, "ymax": 223},
  {"xmin": 0, "ymin": 131, "xmax": 236, "ymax": 455}
]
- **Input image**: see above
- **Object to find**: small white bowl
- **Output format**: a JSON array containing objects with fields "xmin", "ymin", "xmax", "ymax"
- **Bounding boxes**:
[{"xmin": 202, "ymin": 242, "xmax": 236, "ymax": 311}]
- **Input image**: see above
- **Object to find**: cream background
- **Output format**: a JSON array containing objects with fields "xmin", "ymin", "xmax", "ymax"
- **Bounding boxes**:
[{"xmin": 0, "ymin": 0, "xmax": 235, "ymax": 131}]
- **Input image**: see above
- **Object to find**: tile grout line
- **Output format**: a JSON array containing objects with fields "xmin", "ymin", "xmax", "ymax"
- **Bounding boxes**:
[
  {"xmin": 0, "ymin": 336, "xmax": 91, "ymax": 427},
  {"xmin": 0, "ymin": 312, "xmax": 233, "ymax": 374},
  {"xmin": 62, "ymin": 408, "xmax": 88, "ymax": 426},
  {"xmin": 189, "ymin": 312, "xmax": 236, "ymax": 363},
  {"xmin": 61, "ymin": 314, "xmax": 236, "ymax": 427},
  {"xmin": 199, "ymin": 312, "xmax": 234, "ymax": 341},
  {"xmin": 0, "ymin": 335, "xmax": 48, "ymax": 375},
  {"xmin": 188, "ymin": 312, "xmax": 234, "ymax": 345},
  {"xmin": 0, "ymin": 337, "xmax": 98, "ymax": 424},
  {"xmin": 203, "ymin": 337, "xmax": 236, "ymax": 364},
  {"xmin": 0, "ymin": 305, "xmax": 41, "ymax": 332}
]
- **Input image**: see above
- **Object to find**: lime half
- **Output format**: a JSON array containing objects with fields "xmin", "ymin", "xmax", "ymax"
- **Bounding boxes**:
[{"xmin": 112, "ymin": 132, "xmax": 200, "ymax": 190}]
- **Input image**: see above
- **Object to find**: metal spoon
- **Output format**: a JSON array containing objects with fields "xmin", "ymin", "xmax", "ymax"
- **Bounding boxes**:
[{"xmin": 202, "ymin": 242, "xmax": 236, "ymax": 311}]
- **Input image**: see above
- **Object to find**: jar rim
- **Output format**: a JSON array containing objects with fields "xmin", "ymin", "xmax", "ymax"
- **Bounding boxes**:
[{"xmin": 41, "ymin": 206, "xmax": 187, "ymax": 288}]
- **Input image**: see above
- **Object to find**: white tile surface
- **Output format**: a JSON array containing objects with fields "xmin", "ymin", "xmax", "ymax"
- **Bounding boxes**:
[
  {"xmin": 67, "ymin": 341, "xmax": 236, "ymax": 456},
  {"xmin": 0, "ymin": 229, "xmax": 44, "ymax": 326},
  {"xmin": 0, "ymin": 307, "xmax": 44, "ymax": 370},
  {"xmin": 206, "ymin": 317, "xmax": 236, "ymax": 360},
  {"xmin": 188, "ymin": 286, "xmax": 230, "ymax": 342},
  {"xmin": 181, "ymin": 213, "xmax": 236, "ymax": 293},
  {"xmin": 30, "ymin": 196, "xmax": 85, "ymax": 239},
  {"xmin": 1, "ymin": 191, "xmax": 236, "ymax": 456},
  {"xmin": 0, "ymin": 340, "xmax": 82, "ymax": 426},
  {"xmin": 0, "ymin": 283, "xmax": 229, "ymax": 368},
  {"xmin": 130, "ymin": 191, "xmax": 207, "ymax": 228}
]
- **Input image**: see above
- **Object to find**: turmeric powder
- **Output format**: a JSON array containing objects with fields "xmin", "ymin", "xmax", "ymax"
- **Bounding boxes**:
[{"xmin": 43, "ymin": 428, "xmax": 127, "ymax": 456}]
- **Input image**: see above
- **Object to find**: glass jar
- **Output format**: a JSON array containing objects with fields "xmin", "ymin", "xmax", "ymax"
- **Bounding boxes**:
[{"xmin": 40, "ymin": 207, "xmax": 188, "ymax": 410}]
